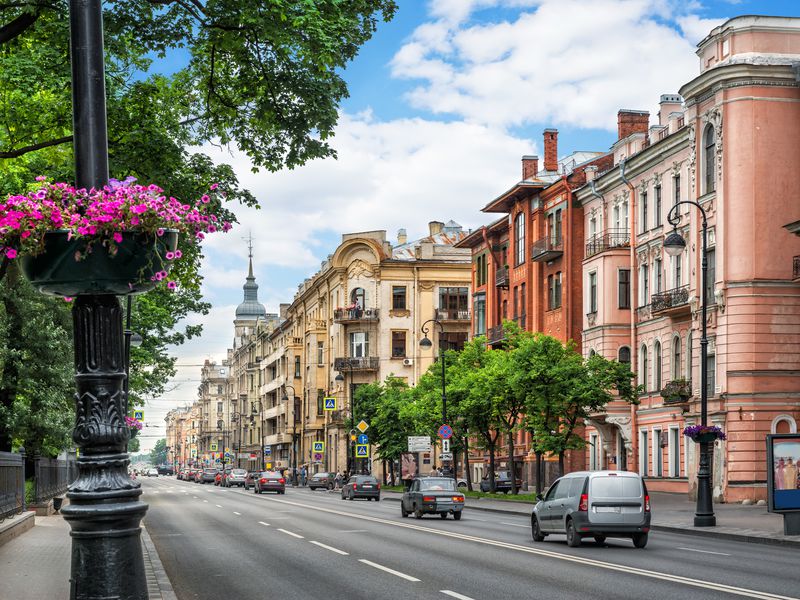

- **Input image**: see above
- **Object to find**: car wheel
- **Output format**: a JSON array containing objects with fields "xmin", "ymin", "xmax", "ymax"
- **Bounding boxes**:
[
  {"xmin": 453, "ymin": 511, "xmax": 462, "ymax": 521},
  {"xmin": 414, "ymin": 509, "xmax": 423, "ymax": 520},
  {"xmin": 632, "ymin": 533, "xmax": 648, "ymax": 549},
  {"xmin": 375, "ymin": 497, "xmax": 380, "ymax": 502},
  {"xmin": 440, "ymin": 513, "xmax": 448, "ymax": 519},
  {"xmin": 341, "ymin": 492, "xmax": 345, "ymax": 500},
  {"xmin": 531, "ymin": 516, "xmax": 546, "ymax": 542},
  {"xmin": 566, "ymin": 519, "xmax": 581, "ymax": 547},
  {"xmin": 349, "ymin": 491, "xmax": 354, "ymax": 501},
  {"xmin": 254, "ymin": 486, "xmax": 259, "ymax": 494},
  {"xmin": 594, "ymin": 535, "xmax": 607, "ymax": 545},
  {"xmin": 401, "ymin": 505, "xmax": 408, "ymax": 518},
  {"xmin": 280, "ymin": 490, "xmax": 285, "ymax": 495},
  {"xmin": 327, "ymin": 482, "xmax": 333, "ymax": 490}
]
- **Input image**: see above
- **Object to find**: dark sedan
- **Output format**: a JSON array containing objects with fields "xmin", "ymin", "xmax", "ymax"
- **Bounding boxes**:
[
  {"xmin": 253, "ymin": 471, "xmax": 286, "ymax": 494},
  {"xmin": 341, "ymin": 475, "xmax": 381, "ymax": 501},
  {"xmin": 199, "ymin": 468, "xmax": 218, "ymax": 484},
  {"xmin": 401, "ymin": 478, "xmax": 464, "ymax": 520},
  {"xmin": 479, "ymin": 471, "xmax": 523, "ymax": 493},
  {"xmin": 308, "ymin": 472, "xmax": 335, "ymax": 491}
]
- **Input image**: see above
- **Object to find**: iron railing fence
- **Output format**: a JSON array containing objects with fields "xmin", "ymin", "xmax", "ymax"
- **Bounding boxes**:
[
  {"xmin": 0, "ymin": 451, "xmax": 24, "ymax": 520},
  {"xmin": 34, "ymin": 455, "xmax": 78, "ymax": 503}
]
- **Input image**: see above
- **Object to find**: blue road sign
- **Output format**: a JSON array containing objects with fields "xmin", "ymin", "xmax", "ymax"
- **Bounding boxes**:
[
  {"xmin": 324, "ymin": 397, "xmax": 337, "ymax": 411},
  {"xmin": 355, "ymin": 444, "xmax": 368, "ymax": 458},
  {"xmin": 357, "ymin": 433, "xmax": 369, "ymax": 445},
  {"xmin": 263, "ymin": 446, "xmax": 271, "ymax": 456},
  {"xmin": 313, "ymin": 441, "xmax": 325, "ymax": 453},
  {"xmin": 438, "ymin": 424, "xmax": 453, "ymax": 440}
]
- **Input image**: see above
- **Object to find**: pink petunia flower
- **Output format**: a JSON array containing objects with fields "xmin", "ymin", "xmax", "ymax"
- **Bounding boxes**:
[{"xmin": 167, "ymin": 281, "xmax": 177, "ymax": 290}]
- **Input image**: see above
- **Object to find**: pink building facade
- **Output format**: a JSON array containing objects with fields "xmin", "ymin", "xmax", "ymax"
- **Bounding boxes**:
[{"xmin": 577, "ymin": 16, "xmax": 800, "ymax": 502}]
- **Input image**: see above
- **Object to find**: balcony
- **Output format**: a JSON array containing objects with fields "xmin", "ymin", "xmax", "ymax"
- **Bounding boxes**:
[
  {"xmin": 794, "ymin": 256, "xmax": 800, "ymax": 282},
  {"xmin": 487, "ymin": 324, "xmax": 505, "ymax": 344},
  {"xmin": 531, "ymin": 236, "xmax": 563, "ymax": 262},
  {"xmin": 263, "ymin": 433, "xmax": 293, "ymax": 446},
  {"xmin": 328, "ymin": 410, "xmax": 347, "ymax": 424},
  {"xmin": 334, "ymin": 356, "xmax": 379, "ymax": 371},
  {"xmin": 263, "ymin": 403, "xmax": 287, "ymax": 420},
  {"xmin": 333, "ymin": 307, "xmax": 379, "ymax": 324},
  {"xmin": 651, "ymin": 285, "xmax": 690, "ymax": 316},
  {"xmin": 435, "ymin": 308, "xmax": 470, "ymax": 321},
  {"xmin": 585, "ymin": 229, "xmax": 630, "ymax": 258},
  {"xmin": 495, "ymin": 265, "xmax": 509, "ymax": 288}
]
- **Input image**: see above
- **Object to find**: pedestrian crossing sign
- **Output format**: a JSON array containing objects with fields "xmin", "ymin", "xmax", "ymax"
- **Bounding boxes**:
[
  {"xmin": 313, "ymin": 441, "xmax": 325, "ymax": 453},
  {"xmin": 324, "ymin": 397, "xmax": 337, "ymax": 411},
  {"xmin": 133, "ymin": 410, "xmax": 144, "ymax": 421},
  {"xmin": 355, "ymin": 444, "xmax": 368, "ymax": 458},
  {"xmin": 210, "ymin": 443, "xmax": 218, "ymax": 452}
]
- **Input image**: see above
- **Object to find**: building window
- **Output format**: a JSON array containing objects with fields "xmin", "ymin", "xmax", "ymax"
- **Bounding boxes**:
[
  {"xmin": 670, "ymin": 427, "xmax": 681, "ymax": 477},
  {"xmin": 474, "ymin": 293, "xmax": 486, "ymax": 336},
  {"xmin": 217, "ymin": 384, "xmax": 223, "ymax": 395},
  {"xmin": 672, "ymin": 335, "xmax": 681, "ymax": 379},
  {"xmin": 439, "ymin": 287, "xmax": 468, "ymax": 318},
  {"xmin": 391, "ymin": 331, "xmax": 407, "ymax": 358},
  {"xmin": 686, "ymin": 332, "xmax": 693, "ymax": 382},
  {"xmin": 317, "ymin": 389, "xmax": 324, "ymax": 416},
  {"xmin": 554, "ymin": 209, "xmax": 563, "ymax": 245},
  {"xmin": 475, "ymin": 254, "xmax": 488, "ymax": 287},
  {"xmin": 548, "ymin": 272, "xmax": 562, "ymax": 310},
  {"xmin": 513, "ymin": 286, "xmax": 518, "ymax": 320},
  {"xmin": 673, "ymin": 174, "xmax": 680, "ymax": 205},
  {"xmin": 654, "ymin": 340, "xmax": 662, "ymax": 390},
  {"xmin": 618, "ymin": 269, "xmax": 630, "ymax": 309},
  {"xmin": 705, "ymin": 248, "xmax": 716, "ymax": 305},
  {"xmin": 350, "ymin": 332, "xmax": 369, "ymax": 358},
  {"xmin": 706, "ymin": 351, "xmax": 716, "ymax": 397},
  {"xmin": 589, "ymin": 215, "xmax": 597, "ymax": 238},
  {"xmin": 392, "ymin": 286, "xmax": 407, "ymax": 310},
  {"xmin": 588, "ymin": 272, "xmax": 597, "ymax": 313},
  {"xmin": 217, "ymin": 401, "xmax": 223, "ymax": 413},
  {"xmin": 654, "ymin": 184, "xmax": 662, "ymax": 227},
  {"xmin": 514, "ymin": 213, "xmax": 525, "ymax": 265},
  {"xmin": 589, "ymin": 433, "xmax": 598, "ymax": 470},
  {"xmin": 519, "ymin": 282, "xmax": 526, "ymax": 328},
  {"xmin": 653, "ymin": 429, "xmax": 663, "ymax": 477},
  {"xmin": 639, "ymin": 264, "xmax": 649, "ymax": 306},
  {"xmin": 640, "ymin": 190, "xmax": 648, "ymax": 233},
  {"xmin": 640, "ymin": 430, "xmax": 649, "ymax": 476},
  {"xmin": 618, "ymin": 346, "xmax": 631, "ymax": 364},
  {"xmin": 640, "ymin": 344, "xmax": 648, "ymax": 389},
  {"xmin": 704, "ymin": 124, "xmax": 716, "ymax": 193},
  {"xmin": 317, "ymin": 341, "xmax": 324, "ymax": 365},
  {"xmin": 350, "ymin": 287, "xmax": 366, "ymax": 310},
  {"xmin": 502, "ymin": 299, "xmax": 507, "ymax": 320},
  {"xmin": 294, "ymin": 356, "xmax": 301, "ymax": 378},
  {"xmin": 441, "ymin": 331, "xmax": 468, "ymax": 352},
  {"xmin": 672, "ymin": 253, "xmax": 682, "ymax": 288},
  {"xmin": 654, "ymin": 258, "xmax": 662, "ymax": 294}
]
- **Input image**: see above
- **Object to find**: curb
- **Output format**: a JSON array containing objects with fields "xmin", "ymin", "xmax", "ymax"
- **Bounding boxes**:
[
  {"xmin": 141, "ymin": 526, "xmax": 178, "ymax": 600},
  {"xmin": 0, "ymin": 511, "xmax": 35, "ymax": 548}
]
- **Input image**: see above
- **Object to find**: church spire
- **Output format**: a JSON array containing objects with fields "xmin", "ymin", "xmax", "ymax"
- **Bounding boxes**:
[{"xmin": 235, "ymin": 233, "xmax": 266, "ymax": 320}]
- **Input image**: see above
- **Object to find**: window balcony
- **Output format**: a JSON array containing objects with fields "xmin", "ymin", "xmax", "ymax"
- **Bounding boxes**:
[
  {"xmin": 334, "ymin": 356, "xmax": 379, "ymax": 371},
  {"xmin": 585, "ymin": 229, "xmax": 630, "ymax": 258},
  {"xmin": 495, "ymin": 265, "xmax": 509, "ymax": 288},
  {"xmin": 487, "ymin": 324, "xmax": 505, "ymax": 344},
  {"xmin": 793, "ymin": 256, "xmax": 800, "ymax": 282},
  {"xmin": 531, "ymin": 236, "xmax": 563, "ymax": 262},
  {"xmin": 333, "ymin": 307, "xmax": 379, "ymax": 323},
  {"xmin": 651, "ymin": 285, "xmax": 690, "ymax": 316},
  {"xmin": 435, "ymin": 308, "xmax": 470, "ymax": 321}
]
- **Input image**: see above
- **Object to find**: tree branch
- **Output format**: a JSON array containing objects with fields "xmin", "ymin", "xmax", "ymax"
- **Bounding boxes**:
[
  {"xmin": 0, "ymin": 134, "xmax": 72, "ymax": 158},
  {"xmin": 0, "ymin": 9, "xmax": 38, "ymax": 45}
]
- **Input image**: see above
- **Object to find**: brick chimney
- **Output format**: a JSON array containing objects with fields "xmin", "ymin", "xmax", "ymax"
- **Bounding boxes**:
[
  {"xmin": 658, "ymin": 94, "xmax": 682, "ymax": 126},
  {"xmin": 428, "ymin": 221, "xmax": 444, "ymax": 236},
  {"xmin": 617, "ymin": 110, "xmax": 650, "ymax": 140},
  {"xmin": 543, "ymin": 129, "xmax": 558, "ymax": 172},
  {"xmin": 522, "ymin": 155, "xmax": 539, "ymax": 180}
]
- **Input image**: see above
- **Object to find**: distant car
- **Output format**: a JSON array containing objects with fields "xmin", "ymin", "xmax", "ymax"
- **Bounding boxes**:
[
  {"xmin": 200, "ymin": 468, "xmax": 218, "ymax": 484},
  {"xmin": 401, "ymin": 477, "xmax": 464, "ymax": 520},
  {"xmin": 531, "ymin": 471, "xmax": 651, "ymax": 548},
  {"xmin": 147, "ymin": 468, "xmax": 159, "ymax": 477},
  {"xmin": 480, "ymin": 471, "xmax": 522, "ymax": 493},
  {"xmin": 193, "ymin": 469, "xmax": 204, "ymax": 483},
  {"xmin": 215, "ymin": 468, "xmax": 230, "ymax": 486},
  {"xmin": 341, "ymin": 475, "xmax": 381, "ymax": 501},
  {"xmin": 253, "ymin": 471, "xmax": 286, "ymax": 494},
  {"xmin": 309, "ymin": 472, "xmax": 335, "ymax": 490},
  {"xmin": 157, "ymin": 465, "xmax": 174, "ymax": 476},
  {"xmin": 225, "ymin": 468, "xmax": 247, "ymax": 488}
]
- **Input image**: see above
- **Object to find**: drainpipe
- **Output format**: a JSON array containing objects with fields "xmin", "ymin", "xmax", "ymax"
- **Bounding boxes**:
[
  {"xmin": 563, "ymin": 176, "xmax": 573, "ymax": 343},
  {"xmin": 481, "ymin": 227, "xmax": 500, "ymax": 331},
  {"xmin": 620, "ymin": 158, "xmax": 638, "ymax": 472},
  {"xmin": 589, "ymin": 178, "xmax": 606, "ymax": 231}
]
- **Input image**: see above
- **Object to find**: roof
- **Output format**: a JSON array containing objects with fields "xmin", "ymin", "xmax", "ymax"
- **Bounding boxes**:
[
  {"xmin": 391, "ymin": 221, "xmax": 468, "ymax": 259},
  {"xmin": 235, "ymin": 256, "xmax": 267, "ymax": 320}
]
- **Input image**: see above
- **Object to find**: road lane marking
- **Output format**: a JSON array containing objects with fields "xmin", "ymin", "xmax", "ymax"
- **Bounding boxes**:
[
  {"xmin": 203, "ymin": 500, "xmax": 208, "ymax": 503},
  {"xmin": 358, "ymin": 559, "xmax": 420, "ymax": 582},
  {"xmin": 258, "ymin": 521, "xmax": 270, "ymax": 527},
  {"xmin": 215, "ymin": 504, "xmax": 223, "ymax": 508},
  {"xmin": 500, "ymin": 522, "xmax": 529, "ymax": 528},
  {"xmin": 338, "ymin": 529, "xmax": 368, "ymax": 533},
  {"xmin": 255, "ymin": 496, "xmax": 797, "ymax": 600},
  {"xmin": 233, "ymin": 512, "xmax": 241, "ymax": 516},
  {"xmin": 678, "ymin": 547, "xmax": 731, "ymax": 556},
  {"xmin": 277, "ymin": 528, "xmax": 304, "ymax": 539},
  {"xmin": 309, "ymin": 541, "xmax": 349, "ymax": 555},
  {"xmin": 441, "ymin": 591, "xmax": 475, "ymax": 600},
  {"xmin": 193, "ymin": 496, "xmax": 198, "ymax": 499}
]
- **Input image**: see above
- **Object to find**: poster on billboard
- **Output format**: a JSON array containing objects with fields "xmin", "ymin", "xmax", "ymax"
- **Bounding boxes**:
[
  {"xmin": 767, "ymin": 434, "xmax": 800, "ymax": 513},
  {"xmin": 401, "ymin": 452, "xmax": 417, "ymax": 480}
]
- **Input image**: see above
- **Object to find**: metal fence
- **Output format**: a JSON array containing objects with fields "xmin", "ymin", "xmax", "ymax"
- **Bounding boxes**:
[
  {"xmin": 0, "ymin": 451, "xmax": 24, "ymax": 521},
  {"xmin": 34, "ymin": 455, "xmax": 78, "ymax": 504}
]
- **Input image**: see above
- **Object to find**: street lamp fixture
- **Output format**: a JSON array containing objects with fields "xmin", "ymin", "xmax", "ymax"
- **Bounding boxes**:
[
  {"xmin": 282, "ymin": 385, "xmax": 299, "ymax": 486},
  {"xmin": 336, "ymin": 361, "xmax": 358, "ymax": 476},
  {"xmin": 665, "ymin": 201, "xmax": 715, "ymax": 528}
]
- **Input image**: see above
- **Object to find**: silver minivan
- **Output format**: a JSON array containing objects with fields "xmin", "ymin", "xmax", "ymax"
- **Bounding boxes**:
[{"xmin": 531, "ymin": 470, "xmax": 651, "ymax": 548}]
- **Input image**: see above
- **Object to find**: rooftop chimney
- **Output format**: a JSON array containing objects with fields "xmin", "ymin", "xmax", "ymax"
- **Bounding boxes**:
[
  {"xmin": 617, "ymin": 110, "xmax": 650, "ymax": 140},
  {"xmin": 658, "ymin": 94, "xmax": 683, "ymax": 127},
  {"xmin": 397, "ymin": 228, "xmax": 407, "ymax": 245},
  {"xmin": 584, "ymin": 165, "xmax": 598, "ymax": 182},
  {"xmin": 522, "ymin": 155, "xmax": 539, "ymax": 180},
  {"xmin": 543, "ymin": 129, "xmax": 558, "ymax": 172},
  {"xmin": 428, "ymin": 221, "xmax": 444, "ymax": 236}
]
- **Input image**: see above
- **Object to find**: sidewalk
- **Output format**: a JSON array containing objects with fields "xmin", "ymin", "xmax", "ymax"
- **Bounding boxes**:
[
  {"xmin": 0, "ymin": 513, "xmax": 177, "ymax": 599},
  {"xmin": 381, "ymin": 489, "xmax": 800, "ymax": 547}
]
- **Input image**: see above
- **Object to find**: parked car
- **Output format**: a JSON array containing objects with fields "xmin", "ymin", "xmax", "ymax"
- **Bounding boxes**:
[
  {"xmin": 531, "ymin": 470, "xmax": 651, "ymax": 548},
  {"xmin": 146, "ymin": 468, "xmax": 159, "ymax": 477},
  {"xmin": 157, "ymin": 465, "xmax": 174, "ymax": 476},
  {"xmin": 253, "ymin": 471, "xmax": 286, "ymax": 494},
  {"xmin": 479, "ymin": 471, "xmax": 522, "ymax": 493},
  {"xmin": 401, "ymin": 477, "xmax": 464, "ymax": 520},
  {"xmin": 341, "ymin": 475, "xmax": 381, "ymax": 501},
  {"xmin": 199, "ymin": 468, "xmax": 218, "ymax": 484},
  {"xmin": 215, "ymin": 468, "xmax": 230, "ymax": 486},
  {"xmin": 193, "ymin": 469, "xmax": 204, "ymax": 483},
  {"xmin": 225, "ymin": 468, "xmax": 248, "ymax": 488},
  {"xmin": 308, "ymin": 472, "xmax": 335, "ymax": 491}
]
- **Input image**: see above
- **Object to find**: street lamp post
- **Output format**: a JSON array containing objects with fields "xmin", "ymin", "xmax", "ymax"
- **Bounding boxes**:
[
  {"xmin": 282, "ymin": 386, "xmax": 298, "ymax": 486},
  {"xmin": 217, "ymin": 420, "xmax": 227, "ymax": 472},
  {"xmin": 420, "ymin": 318, "xmax": 455, "ymax": 485},
  {"xmin": 335, "ymin": 361, "xmax": 356, "ymax": 475},
  {"xmin": 123, "ymin": 295, "xmax": 143, "ymax": 417},
  {"xmin": 664, "ymin": 201, "xmax": 715, "ymax": 527}
]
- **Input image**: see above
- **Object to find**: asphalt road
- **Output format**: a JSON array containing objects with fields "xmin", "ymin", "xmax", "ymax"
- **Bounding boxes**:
[{"xmin": 141, "ymin": 476, "xmax": 800, "ymax": 600}]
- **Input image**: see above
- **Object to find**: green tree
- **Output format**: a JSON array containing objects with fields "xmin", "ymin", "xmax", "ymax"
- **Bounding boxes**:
[{"xmin": 149, "ymin": 438, "xmax": 167, "ymax": 466}]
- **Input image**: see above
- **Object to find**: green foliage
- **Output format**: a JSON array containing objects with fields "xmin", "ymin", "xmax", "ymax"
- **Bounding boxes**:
[
  {"xmin": 127, "ymin": 436, "xmax": 140, "ymax": 453},
  {"xmin": 149, "ymin": 438, "xmax": 167, "ymax": 466}
]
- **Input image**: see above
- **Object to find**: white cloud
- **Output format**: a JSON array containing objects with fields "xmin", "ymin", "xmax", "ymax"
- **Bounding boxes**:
[{"xmin": 677, "ymin": 15, "xmax": 726, "ymax": 45}]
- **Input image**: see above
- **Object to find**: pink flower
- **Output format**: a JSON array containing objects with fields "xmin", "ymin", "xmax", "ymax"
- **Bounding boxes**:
[
  {"xmin": 167, "ymin": 281, "xmax": 177, "ymax": 290},
  {"xmin": 165, "ymin": 251, "xmax": 175, "ymax": 260},
  {"xmin": 157, "ymin": 228, "xmax": 164, "ymax": 236},
  {"xmin": 131, "ymin": 204, "xmax": 147, "ymax": 214},
  {"xmin": 63, "ymin": 296, "xmax": 74, "ymax": 302},
  {"xmin": 5, "ymin": 248, "xmax": 17, "ymax": 259},
  {"xmin": 201, "ymin": 195, "xmax": 210, "ymax": 204},
  {"xmin": 174, "ymin": 250, "xmax": 182, "ymax": 258},
  {"xmin": 113, "ymin": 232, "xmax": 123, "ymax": 243},
  {"xmin": 210, "ymin": 183, "xmax": 219, "ymax": 190}
]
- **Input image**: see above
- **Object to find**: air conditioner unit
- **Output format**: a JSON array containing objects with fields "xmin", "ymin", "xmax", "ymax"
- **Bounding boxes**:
[{"xmin": 402, "ymin": 358, "xmax": 414, "ymax": 366}]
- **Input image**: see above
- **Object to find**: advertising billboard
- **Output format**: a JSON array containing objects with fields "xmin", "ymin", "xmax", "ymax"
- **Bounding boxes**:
[
  {"xmin": 401, "ymin": 452, "xmax": 417, "ymax": 481},
  {"xmin": 766, "ymin": 434, "xmax": 800, "ymax": 513}
]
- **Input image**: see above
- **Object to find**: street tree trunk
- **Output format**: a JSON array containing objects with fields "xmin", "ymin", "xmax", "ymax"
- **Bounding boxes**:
[
  {"xmin": 488, "ymin": 442, "xmax": 497, "ymax": 493},
  {"xmin": 463, "ymin": 436, "xmax": 472, "ymax": 491},
  {"xmin": 507, "ymin": 431, "xmax": 517, "ymax": 495},
  {"xmin": 535, "ymin": 451, "xmax": 544, "ymax": 495},
  {"xmin": 558, "ymin": 451, "xmax": 565, "ymax": 477}
]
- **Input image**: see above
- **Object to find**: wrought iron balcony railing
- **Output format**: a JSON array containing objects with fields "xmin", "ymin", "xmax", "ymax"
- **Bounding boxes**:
[
  {"xmin": 585, "ymin": 229, "xmax": 630, "ymax": 258},
  {"xmin": 495, "ymin": 265, "xmax": 509, "ymax": 288},
  {"xmin": 531, "ymin": 236, "xmax": 563, "ymax": 262},
  {"xmin": 651, "ymin": 285, "xmax": 690, "ymax": 315},
  {"xmin": 334, "ymin": 356, "xmax": 379, "ymax": 371},
  {"xmin": 435, "ymin": 308, "xmax": 470, "ymax": 321},
  {"xmin": 333, "ymin": 307, "xmax": 379, "ymax": 323},
  {"xmin": 487, "ymin": 324, "xmax": 505, "ymax": 344}
]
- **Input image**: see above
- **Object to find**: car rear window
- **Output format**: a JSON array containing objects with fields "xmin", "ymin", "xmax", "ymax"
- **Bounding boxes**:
[
  {"xmin": 204, "ymin": 469, "xmax": 216, "ymax": 473},
  {"xmin": 358, "ymin": 477, "xmax": 377, "ymax": 483},
  {"xmin": 313, "ymin": 473, "xmax": 327, "ymax": 479},
  {"xmin": 232, "ymin": 469, "xmax": 246, "ymax": 475},
  {"xmin": 420, "ymin": 479, "xmax": 455, "ymax": 491},
  {"xmin": 590, "ymin": 476, "xmax": 642, "ymax": 498}
]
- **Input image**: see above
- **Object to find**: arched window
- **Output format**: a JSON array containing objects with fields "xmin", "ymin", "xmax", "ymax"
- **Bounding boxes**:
[
  {"xmin": 704, "ymin": 125, "xmax": 716, "ymax": 193},
  {"xmin": 654, "ymin": 341, "xmax": 662, "ymax": 390},
  {"xmin": 686, "ymin": 332, "xmax": 693, "ymax": 382},
  {"xmin": 618, "ymin": 346, "xmax": 631, "ymax": 365},
  {"xmin": 589, "ymin": 349, "xmax": 597, "ymax": 358},
  {"xmin": 640, "ymin": 344, "xmax": 648, "ymax": 389},
  {"xmin": 772, "ymin": 415, "xmax": 797, "ymax": 434},
  {"xmin": 514, "ymin": 212, "xmax": 525, "ymax": 265},
  {"xmin": 672, "ymin": 335, "xmax": 681, "ymax": 379},
  {"xmin": 350, "ymin": 287, "xmax": 365, "ymax": 309}
]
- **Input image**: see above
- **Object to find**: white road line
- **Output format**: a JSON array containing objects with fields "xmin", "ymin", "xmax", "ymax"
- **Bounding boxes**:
[
  {"xmin": 215, "ymin": 504, "xmax": 223, "ymax": 508},
  {"xmin": 203, "ymin": 500, "xmax": 208, "ymax": 503},
  {"xmin": 338, "ymin": 529, "xmax": 368, "ymax": 533},
  {"xmin": 277, "ymin": 528, "xmax": 304, "ymax": 539},
  {"xmin": 258, "ymin": 521, "xmax": 270, "ymax": 527},
  {"xmin": 441, "ymin": 591, "xmax": 475, "ymax": 600},
  {"xmin": 500, "ymin": 522, "xmax": 529, "ymax": 528},
  {"xmin": 359, "ymin": 559, "xmax": 420, "ymax": 582},
  {"xmin": 233, "ymin": 512, "xmax": 241, "ymax": 516},
  {"xmin": 256, "ymin": 496, "xmax": 796, "ymax": 600},
  {"xmin": 309, "ymin": 541, "xmax": 349, "ymax": 555},
  {"xmin": 192, "ymin": 496, "xmax": 198, "ymax": 499},
  {"xmin": 677, "ymin": 547, "xmax": 732, "ymax": 556}
]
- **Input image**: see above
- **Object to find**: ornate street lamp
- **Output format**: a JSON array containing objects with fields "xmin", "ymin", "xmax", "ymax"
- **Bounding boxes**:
[
  {"xmin": 664, "ymin": 201, "xmax": 715, "ymax": 527},
  {"xmin": 334, "ymin": 367, "xmax": 355, "ymax": 475},
  {"xmin": 282, "ymin": 385, "xmax": 298, "ymax": 485},
  {"xmin": 420, "ymin": 318, "xmax": 455, "ymax": 485}
]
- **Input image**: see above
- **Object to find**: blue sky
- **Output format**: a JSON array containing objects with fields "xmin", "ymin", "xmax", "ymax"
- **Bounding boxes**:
[{"xmin": 141, "ymin": 0, "xmax": 800, "ymax": 448}]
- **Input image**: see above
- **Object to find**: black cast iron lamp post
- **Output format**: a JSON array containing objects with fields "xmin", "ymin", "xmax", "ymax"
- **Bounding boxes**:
[
  {"xmin": 664, "ymin": 200, "xmax": 715, "ymax": 527},
  {"xmin": 334, "ymin": 369, "xmax": 356, "ymax": 474},
  {"xmin": 420, "ymin": 318, "xmax": 455, "ymax": 485},
  {"xmin": 282, "ymin": 386, "xmax": 298, "ymax": 485}
]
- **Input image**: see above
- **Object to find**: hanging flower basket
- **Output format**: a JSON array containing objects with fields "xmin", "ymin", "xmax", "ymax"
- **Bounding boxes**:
[
  {"xmin": 683, "ymin": 425, "xmax": 726, "ymax": 444},
  {"xmin": 20, "ymin": 229, "xmax": 178, "ymax": 296},
  {"xmin": 125, "ymin": 416, "xmax": 142, "ymax": 439}
]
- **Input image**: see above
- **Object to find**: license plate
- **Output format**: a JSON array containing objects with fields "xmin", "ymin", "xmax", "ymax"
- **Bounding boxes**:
[
  {"xmin": 363, "ymin": 485, "xmax": 372, "ymax": 488},
  {"xmin": 596, "ymin": 506, "xmax": 621, "ymax": 513}
]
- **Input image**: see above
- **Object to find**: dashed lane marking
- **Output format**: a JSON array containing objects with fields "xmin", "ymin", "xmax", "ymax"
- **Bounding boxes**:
[
  {"xmin": 258, "ymin": 521, "xmax": 270, "ymax": 527},
  {"xmin": 441, "ymin": 591, "xmax": 475, "ymax": 600},
  {"xmin": 677, "ymin": 547, "xmax": 732, "ymax": 556},
  {"xmin": 233, "ymin": 512, "xmax": 241, "ymax": 516},
  {"xmin": 277, "ymin": 528, "xmax": 304, "ymax": 539},
  {"xmin": 309, "ymin": 541, "xmax": 349, "ymax": 555},
  {"xmin": 500, "ymin": 522, "xmax": 529, "ymax": 528},
  {"xmin": 358, "ymin": 559, "xmax": 420, "ymax": 582},
  {"xmin": 215, "ymin": 504, "xmax": 223, "ymax": 508}
]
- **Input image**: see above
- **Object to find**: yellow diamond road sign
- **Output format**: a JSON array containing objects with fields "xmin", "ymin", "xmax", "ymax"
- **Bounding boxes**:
[{"xmin": 356, "ymin": 420, "xmax": 369, "ymax": 433}]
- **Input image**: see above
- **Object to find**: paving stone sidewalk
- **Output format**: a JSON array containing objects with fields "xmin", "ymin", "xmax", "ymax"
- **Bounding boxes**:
[{"xmin": 0, "ymin": 513, "xmax": 177, "ymax": 599}]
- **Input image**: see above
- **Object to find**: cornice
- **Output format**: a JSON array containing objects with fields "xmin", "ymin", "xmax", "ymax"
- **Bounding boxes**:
[{"xmin": 680, "ymin": 63, "xmax": 798, "ymax": 107}]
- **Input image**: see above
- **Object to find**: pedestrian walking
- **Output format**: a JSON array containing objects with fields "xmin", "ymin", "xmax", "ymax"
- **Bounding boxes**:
[
  {"xmin": 300, "ymin": 465, "xmax": 307, "ymax": 486},
  {"xmin": 334, "ymin": 471, "xmax": 342, "ymax": 489}
]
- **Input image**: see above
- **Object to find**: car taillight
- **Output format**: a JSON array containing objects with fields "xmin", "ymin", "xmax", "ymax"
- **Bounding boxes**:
[
  {"xmin": 453, "ymin": 496, "xmax": 464, "ymax": 502},
  {"xmin": 423, "ymin": 496, "xmax": 435, "ymax": 502},
  {"xmin": 260, "ymin": 478, "xmax": 267, "ymax": 484},
  {"xmin": 579, "ymin": 493, "xmax": 588, "ymax": 511},
  {"xmin": 278, "ymin": 478, "xmax": 285, "ymax": 485},
  {"xmin": 377, "ymin": 484, "xmax": 381, "ymax": 490},
  {"xmin": 353, "ymin": 484, "xmax": 358, "ymax": 490},
  {"xmin": 644, "ymin": 494, "xmax": 650, "ymax": 513}
]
